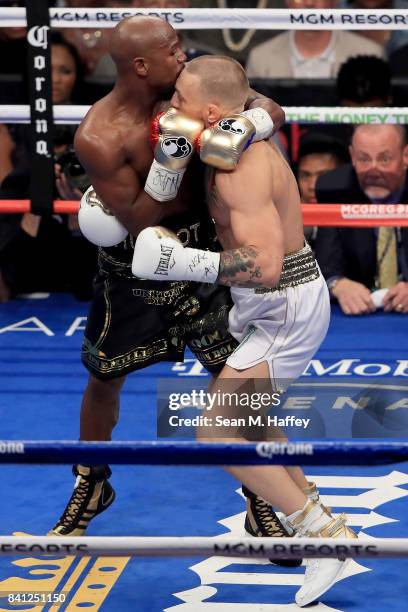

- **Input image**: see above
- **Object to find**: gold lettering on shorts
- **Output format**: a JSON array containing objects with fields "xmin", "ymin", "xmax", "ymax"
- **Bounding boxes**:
[{"xmin": 176, "ymin": 222, "xmax": 201, "ymax": 246}]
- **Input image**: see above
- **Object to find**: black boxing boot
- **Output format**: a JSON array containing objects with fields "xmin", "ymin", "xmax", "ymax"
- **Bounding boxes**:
[
  {"xmin": 243, "ymin": 485, "xmax": 303, "ymax": 567},
  {"xmin": 49, "ymin": 465, "xmax": 115, "ymax": 536}
]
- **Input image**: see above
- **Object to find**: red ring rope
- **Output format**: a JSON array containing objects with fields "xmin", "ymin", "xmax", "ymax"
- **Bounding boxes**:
[{"xmin": 0, "ymin": 201, "xmax": 408, "ymax": 227}]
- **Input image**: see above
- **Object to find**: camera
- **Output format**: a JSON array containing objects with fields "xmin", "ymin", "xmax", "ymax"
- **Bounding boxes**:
[{"xmin": 56, "ymin": 148, "xmax": 90, "ymax": 194}]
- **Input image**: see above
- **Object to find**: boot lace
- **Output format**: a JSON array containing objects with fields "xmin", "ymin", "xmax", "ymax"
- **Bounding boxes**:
[
  {"xmin": 254, "ymin": 497, "xmax": 286, "ymax": 537},
  {"xmin": 57, "ymin": 478, "xmax": 90, "ymax": 532}
]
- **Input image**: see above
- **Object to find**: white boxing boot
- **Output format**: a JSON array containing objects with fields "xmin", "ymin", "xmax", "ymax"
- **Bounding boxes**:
[
  {"xmin": 281, "ymin": 481, "xmax": 332, "ymax": 536},
  {"xmin": 303, "ymin": 480, "xmax": 332, "ymax": 516},
  {"xmin": 286, "ymin": 500, "xmax": 357, "ymax": 607}
]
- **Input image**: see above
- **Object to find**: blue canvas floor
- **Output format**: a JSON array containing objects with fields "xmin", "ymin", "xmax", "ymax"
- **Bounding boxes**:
[{"xmin": 0, "ymin": 294, "xmax": 407, "ymax": 611}]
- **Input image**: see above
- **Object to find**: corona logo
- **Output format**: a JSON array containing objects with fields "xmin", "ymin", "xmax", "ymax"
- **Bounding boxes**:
[{"xmin": 27, "ymin": 26, "xmax": 49, "ymax": 50}]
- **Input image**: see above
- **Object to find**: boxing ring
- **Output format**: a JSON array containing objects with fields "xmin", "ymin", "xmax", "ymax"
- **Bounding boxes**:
[{"xmin": 0, "ymin": 4, "xmax": 408, "ymax": 611}]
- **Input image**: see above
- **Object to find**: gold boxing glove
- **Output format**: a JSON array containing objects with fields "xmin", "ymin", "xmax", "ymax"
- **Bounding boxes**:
[
  {"xmin": 199, "ymin": 108, "xmax": 274, "ymax": 171},
  {"xmin": 145, "ymin": 107, "xmax": 204, "ymax": 202}
]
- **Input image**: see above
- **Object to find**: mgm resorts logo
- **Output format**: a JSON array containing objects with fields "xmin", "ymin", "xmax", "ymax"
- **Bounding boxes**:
[
  {"xmin": 50, "ymin": 9, "xmax": 185, "ymax": 25},
  {"xmin": 212, "ymin": 540, "xmax": 379, "ymax": 559}
]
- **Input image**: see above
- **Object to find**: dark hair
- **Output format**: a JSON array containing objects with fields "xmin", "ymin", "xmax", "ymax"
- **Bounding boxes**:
[
  {"xmin": 337, "ymin": 55, "xmax": 392, "ymax": 105},
  {"xmin": 298, "ymin": 132, "xmax": 349, "ymax": 165},
  {"xmin": 49, "ymin": 31, "xmax": 85, "ymax": 103}
]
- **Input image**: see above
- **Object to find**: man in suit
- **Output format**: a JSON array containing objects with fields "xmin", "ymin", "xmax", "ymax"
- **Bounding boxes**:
[
  {"xmin": 246, "ymin": 0, "xmax": 383, "ymax": 79},
  {"xmin": 315, "ymin": 124, "xmax": 408, "ymax": 315}
]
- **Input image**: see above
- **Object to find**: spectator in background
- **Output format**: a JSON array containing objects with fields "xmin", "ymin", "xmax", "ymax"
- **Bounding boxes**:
[
  {"xmin": 337, "ymin": 55, "xmax": 392, "ymax": 107},
  {"xmin": 296, "ymin": 133, "xmax": 349, "ymax": 249},
  {"xmin": 315, "ymin": 124, "xmax": 408, "ymax": 315},
  {"xmin": 282, "ymin": 54, "xmax": 391, "ymax": 167},
  {"xmin": 337, "ymin": 0, "xmax": 408, "ymax": 57},
  {"xmin": 0, "ymin": 1, "xmax": 29, "ymax": 108},
  {"xmin": 0, "ymin": 1, "xmax": 27, "ymax": 76},
  {"xmin": 0, "ymin": 33, "xmax": 96, "ymax": 302},
  {"xmin": 0, "ymin": 33, "xmax": 84, "ymax": 188},
  {"xmin": 389, "ymin": 42, "xmax": 408, "ymax": 79},
  {"xmin": 246, "ymin": 0, "xmax": 383, "ymax": 79},
  {"xmin": 60, "ymin": 1, "xmax": 114, "ymax": 78},
  {"xmin": 324, "ymin": 54, "xmax": 394, "ymax": 154},
  {"xmin": 51, "ymin": 32, "xmax": 84, "ymax": 104}
]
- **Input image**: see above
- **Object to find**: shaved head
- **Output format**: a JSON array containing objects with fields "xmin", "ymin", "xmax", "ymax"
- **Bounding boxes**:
[
  {"xmin": 109, "ymin": 16, "xmax": 176, "ymax": 74},
  {"xmin": 352, "ymin": 124, "xmax": 407, "ymax": 148},
  {"xmin": 184, "ymin": 55, "xmax": 249, "ymax": 109}
]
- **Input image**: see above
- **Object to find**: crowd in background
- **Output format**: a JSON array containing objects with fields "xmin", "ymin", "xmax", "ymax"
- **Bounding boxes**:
[{"xmin": 0, "ymin": 0, "xmax": 407, "ymax": 315}]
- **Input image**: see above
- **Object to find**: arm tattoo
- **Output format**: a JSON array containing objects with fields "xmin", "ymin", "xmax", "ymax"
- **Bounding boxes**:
[{"xmin": 218, "ymin": 246, "xmax": 264, "ymax": 288}]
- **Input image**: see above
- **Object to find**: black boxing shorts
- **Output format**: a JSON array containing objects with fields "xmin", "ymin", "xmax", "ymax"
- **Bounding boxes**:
[{"xmin": 81, "ymin": 216, "xmax": 238, "ymax": 380}]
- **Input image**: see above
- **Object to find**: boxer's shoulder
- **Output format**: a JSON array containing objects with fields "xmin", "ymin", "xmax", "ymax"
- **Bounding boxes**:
[
  {"xmin": 75, "ymin": 105, "xmax": 129, "ymax": 176},
  {"xmin": 74, "ymin": 125, "xmax": 121, "ymax": 177}
]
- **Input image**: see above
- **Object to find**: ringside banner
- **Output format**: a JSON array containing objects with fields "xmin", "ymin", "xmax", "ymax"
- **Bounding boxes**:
[{"xmin": 2, "ymin": 8, "xmax": 408, "ymax": 30}]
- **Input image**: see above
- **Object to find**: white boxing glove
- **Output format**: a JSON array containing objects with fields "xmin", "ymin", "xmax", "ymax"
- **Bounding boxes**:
[
  {"xmin": 78, "ymin": 186, "xmax": 128, "ymax": 247},
  {"xmin": 132, "ymin": 226, "xmax": 220, "ymax": 283},
  {"xmin": 199, "ymin": 107, "xmax": 274, "ymax": 171}
]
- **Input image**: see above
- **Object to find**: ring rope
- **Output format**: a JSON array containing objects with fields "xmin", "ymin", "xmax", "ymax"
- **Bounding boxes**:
[
  {"xmin": 217, "ymin": 0, "xmax": 268, "ymax": 52},
  {"xmin": 0, "ymin": 440, "xmax": 407, "ymax": 465},
  {"xmin": 0, "ymin": 535, "xmax": 407, "ymax": 559},
  {"xmin": 1, "ymin": 105, "xmax": 407, "ymax": 125},
  {"xmin": 0, "ymin": 201, "xmax": 407, "ymax": 227},
  {"xmin": 1, "ymin": 3, "xmax": 405, "ymax": 572},
  {"xmin": 2, "ymin": 7, "xmax": 408, "ymax": 30}
]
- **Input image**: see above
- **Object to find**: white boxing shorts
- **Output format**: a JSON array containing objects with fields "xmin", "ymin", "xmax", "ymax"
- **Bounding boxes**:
[{"xmin": 226, "ymin": 242, "xmax": 330, "ymax": 389}]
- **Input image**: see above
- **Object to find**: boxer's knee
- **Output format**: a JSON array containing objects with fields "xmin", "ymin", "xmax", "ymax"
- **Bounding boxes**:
[
  {"xmin": 84, "ymin": 374, "xmax": 125, "ymax": 427},
  {"xmin": 87, "ymin": 374, "xmax": 124, "ymax": 398}
]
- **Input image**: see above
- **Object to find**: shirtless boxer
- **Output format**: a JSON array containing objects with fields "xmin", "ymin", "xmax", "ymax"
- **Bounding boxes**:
[
  {"xmin": 132, "ymin": 56, "xmax": 357, "ymax": 607},
  {"xmin": 49, "ymin": 16, "xmax": 291, "ymax": 551}
]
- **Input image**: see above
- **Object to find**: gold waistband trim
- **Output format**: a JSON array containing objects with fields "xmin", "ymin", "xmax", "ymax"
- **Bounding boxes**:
[{"xmin": 255, "ymin": 241, "xmax": 320, "ymax": 293}]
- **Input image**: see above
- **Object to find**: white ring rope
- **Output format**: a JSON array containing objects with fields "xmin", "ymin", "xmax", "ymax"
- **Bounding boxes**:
[
  {"xmin": 218, "ymin": 0, "xmax": 268, "ymax": 53},
  {"xmin": 1, "ymin": 7, "xmax": 408, "ymax": 30},
  {"xmin": 1, "ymin": 105, "xmax": 407, "ymax": 126},
  {"xmin": 1, "ymin": 535, "xmax": 408, "ymax": 559}
]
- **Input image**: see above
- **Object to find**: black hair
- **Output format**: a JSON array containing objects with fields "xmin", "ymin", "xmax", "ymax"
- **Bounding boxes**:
[
  {"xmin": 336, "ymin": 55, "xmax": 392, "ymax": 105},
  {"xmin": 298, "ymin": 132, "xmax": 350, "ymax": 165},
  {"xmin": 49, "ymin": 31, "xmax": 85, "ymax": 103}
]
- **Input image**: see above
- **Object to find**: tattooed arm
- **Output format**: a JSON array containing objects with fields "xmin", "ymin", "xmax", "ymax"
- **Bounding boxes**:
[
  {"xmin": 131, "ymin": 143, "xmax": 284, "ymax": 287},
  {"xmin": 214, "ymin": 143, "xmax": 284, "ymax": 289},
  {"xmin": 218, "ymin": 247, "xmax": 264, "ymax": 288}
]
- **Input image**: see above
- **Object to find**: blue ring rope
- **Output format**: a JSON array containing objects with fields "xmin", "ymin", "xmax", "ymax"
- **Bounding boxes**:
[{"xmin": 0, "ymin": 440, "xmax": 407, "ymax": 465}]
